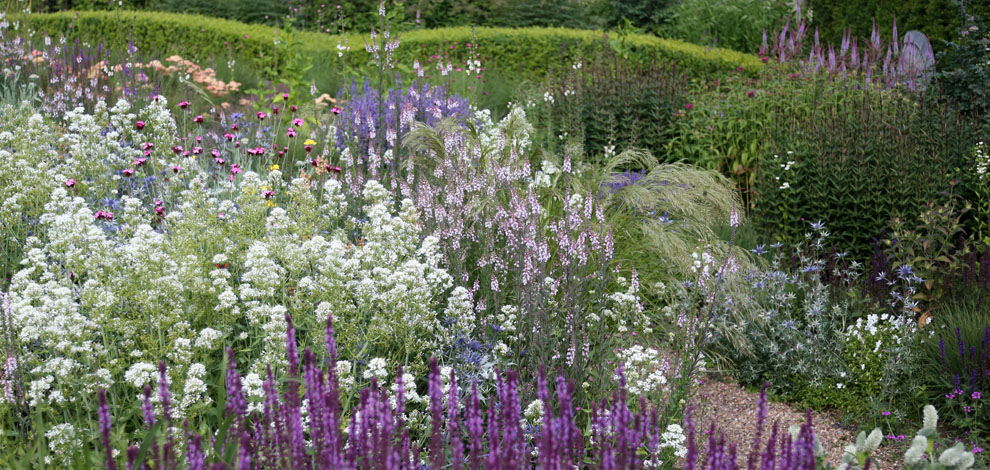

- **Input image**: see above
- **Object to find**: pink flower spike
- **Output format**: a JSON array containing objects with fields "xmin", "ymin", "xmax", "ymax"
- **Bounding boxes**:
[{"xmin": 64, "ymin": 179, "xmax": 76, "ymax": 188}]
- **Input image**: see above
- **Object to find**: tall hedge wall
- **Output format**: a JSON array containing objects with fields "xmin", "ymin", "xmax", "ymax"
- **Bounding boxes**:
[
  {"xmin": 808, "ymin": 0, "xmax": 990, "ymax": 48},
  {"xmin": 14, "ymin": 10, "xmax": 762, "ymax": 80}
]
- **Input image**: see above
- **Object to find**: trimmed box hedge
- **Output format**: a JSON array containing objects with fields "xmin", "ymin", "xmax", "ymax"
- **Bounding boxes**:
[{"xmin": 15, "ymin": 10, "xmax": 762, "ymax": 80}]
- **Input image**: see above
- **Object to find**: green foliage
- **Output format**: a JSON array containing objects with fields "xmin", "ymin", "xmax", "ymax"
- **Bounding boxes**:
[
  {"xmin": 807, "ymin": 0, "xmax": 990, "ymax": 51},
  {"xmin": 935, "ymin": 13, "xmax": 990, "ymax": 117},
  {"xmin": 15, "ymin": 11, "xmax": 764, "ymax": 83},
  {"xmin": 536, "ymin": 51, "xmax": 689, "ymax": 165},
  {"xmin": 754, "ymin": 86, "xmax": 979, "ymax": 261},
  {"xmin": 882, "ymin": 185, "xmax": 974, "ymax": 308},
  {"xmin": 661, "ymin": 0, "xmax": 793, "ymax": 54}
]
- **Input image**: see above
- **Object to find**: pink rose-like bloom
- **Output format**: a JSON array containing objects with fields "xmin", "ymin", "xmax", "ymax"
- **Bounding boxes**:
[
  {"xmin": 135, "ymin": 121, "xmax": 145, "ymax": 130},
  {"xmin": 304, "ymin": 145, "xmax": 314, "ymax": 153},
  {"xmin": 178, "ymin": 101, "xmax": 190, "ymax": 109},
  {"xmin": 192, "ymin": 147, "xmax": 203, "ymax": 155},
  {"xmin": 196, "ymin": 136, "xmax": 203, "ymax": 143},
  {"xmin": 231, "ymin": 164, "xmax": 242, "ymax": 174},
  {"xmin": 133, "ymin": 158, "xmax": 147, "ymax": 167},
  {"xmin": 292, "ymin": 118, "xmax": 303, "ymax": 127},
  {"xmin": 282, "ymin": 93, "xmax": 289, "ymax": 101},
  {"xmin": 224, "ymin": 132, "xmax": 235, "ymax": 141},
  {"xmin": 143, "ymin": 142, "xmax": 154, "ymax": 151},
  {"xmin": 122, "ymin": 169, "xmax": 134, "ymax": 177},
  {"xmin": 331, "ymin": 106, "xmax": 341, "ymax": 115},
  {"xmin": 194, "ymin": 115, "xmax": 204, "ymax": 123},
  {"xmin": 172, "ymin": 145, "xmax": 184, "ymax": 154},
  {"xmin": 256, "ymin": 111, "xmax": 267, "ymax": 120},
  {"xmin": 262, "ymin": 190, "xmax": 275, "ymax": 199},
  {"xmin": 215, "ymin": 157, "xmax": 226, "ymax": 165},
  {"xmin": 286, "ymin": 128, "xmax": 296, "ymax": 138},
  {"xmin": 64, "ymin": 179, "xmax": 76, "ymax": 188},
  {"xmin": 211, "ymin": 148, "xmax": 220, "ymax": 158},
  {"xmin": 143, "ymin": 150, "xmax": 152, "ymax": 157}
]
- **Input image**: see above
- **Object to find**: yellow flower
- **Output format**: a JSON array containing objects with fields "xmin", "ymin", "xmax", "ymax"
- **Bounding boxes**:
[
  {"xmin": 304, "ymin": 139, "xmax": 317, "ymax": 146},
  {"xmin": 270, "ymin": 164, "xmax": 280, "ymax": 171}
]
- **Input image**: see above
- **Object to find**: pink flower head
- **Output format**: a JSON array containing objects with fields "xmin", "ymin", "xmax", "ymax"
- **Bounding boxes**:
[
  {"xmin": 143, "ymin": 150, "xmax": 152, "ymax": 157},
  {"xmin": 685, "ymin": 103, "xmax": 693, "ymax": 110},
  {"xmin": 278, "ymin": 150, "xmax": 285, "ymax": 157},
  {"xmin": 122, "ymin": 169, "xmax": 134, "ymax": 177},
  {"xmin": 142, "ymin": 142, "xmax": 154, "ymax": 151},
  {"xmin": 256, "ymin": 111, "xmax": 267, "ymax": 120},
  {"xmin": 193, "ymin": 114, "xmax": 204, "ymax": 124},
  {"xmin": 311, "ymin": 158, "xmax": 319, "ymax": 167},
  {"xmin": 215, "ymin": 157, "xmax": 226, "ymax": 166},
  {"xmin": 292, "ymin": 118, "xmax": 303, "ymax": 127},
  {"xmin": 94, "ymin": 210, "xmax": 114, "ymax": 221},
  {"xmin": 974, "ymin": 392, "xmax": 982, "ymax": 400},
  {"xmin": 211, "ymin": 148, "xmax": 220, "ymax": 158},
  {"xmin": 224, "ymin": 133, "xmax": 235, "ymax": 141},
  {"xmin": 290, "ymin": 105, "xmax": 298, "ymax": 113},
  {"xmin": 192, "ymin": 146, "xmax": 203, "ymax": 155},
  {"xmin": 331, "ymin": 166, "xmax": 341, "ymax": 173},
  {"xmin": 272, "ymin": 106, "xmax": 279, "ymax": 115},
  {"xmin": 262, "ymin": 190, "xmax": 275, "ymax": 199},
  {"xmin": 761, "ymin": 56, "xmax": 770, "ymax": 63},
  {"xmin": 178, "ymin": 100, "xmax": 190, "ymax": 109},
  {"xmin": 155, "ymin": 206, "xmax": 165, "ymax": 216},
  {"xmin": 286, "ymin": 128, "xmax": 296, "ymax": 138},
  {"xmin": 231, "ymin": 123, "xmax": 239, "ymax": 131},
  {"xmin": 64, "ymin": 179, "xmax": 76, "ymax": 188},
  {"xmin": 196, "ymin": 136, "xmax": 203, "ymax": 143},
  {"xmin": 135, "ymin": 121, "xmax": 146, "ymax": 130},
  {"xmin": 172, "ymin": 165, "xmax": 180, "ymax": 174},
  {"xmin": 331, "ymin": 106, "xmax": 341, "ymax": 115},
  {"xmin": 881, "ymin": 411, "xmax": 891, "ymax": 416},
  {"xmin": 737, "ymin": 66, "xmax": 744, "ymax": 72},
  {"xmin": 133, "ymin": 158, "xmax": 147, "ymax": 167},
  {"xmin": 304, "ymin": 144, "xmax": 314, "ymax": 153},
  {"xmin": 282, "ymin": 93, "xmax": 289, "ymax": 101},
  {"xmin": 172, "ymin": 145, "xmax": 184, "ymax": 155},
  {"xmin": 231, "ymin": 164, "xmax": 242, "ymax": 174},
  {"xmin": 747, "ymin": 90, "xmax": 755, "ymax": 97}
]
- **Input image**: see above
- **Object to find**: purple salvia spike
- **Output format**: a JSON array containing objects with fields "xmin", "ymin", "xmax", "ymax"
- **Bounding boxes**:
[
  {"xmin": 761, "ymin": 422, "xmax": 779, "ymax": 470},
  {"xmin": 448, "ymin": 369, "xmax": 464, "ymax": 470},
  {"xmin": 186, "ymin": 434, "xmax": 204, "ymax": 470},
  {"xmin": 428, "ymin": 358, "xmax": 445, "ymax": 470},
  {"xmin": 282, "ymin": 315, "xmax": 306, "ymax": 470},
  {"xmin": 467, "ymin": 383, "xmax": 484, "ymax": 470},
  {"xmin": 957, "ymin": 327, "xmax": 965, "ymax": 360},
  {"xmin": 158, "ymin": 362, "xmax": 172, "ymax": 425},
  {"xmin": 237, "ymin": 429, "xmax": 252, "ymax": 470},
  {"xmin": 684, "ymin": 407, "xmax": 698, "ymax": 470},
  {"xmin": 940, "ymin": 337, "xmax": 946, "ymax": 365},
  {"xmin": 748, "ymin": 383, "xmax": 770, "ymax": 470},
  {"xmin": 225, "ymin": 348, "xmax": 247, "ymax": 419},
  {"xmin": 892, "ymin": 17, "xmax": 899, "ymax": 56},
  {"xmin": 303, "ymin": 348, "xmax": 327, "ymax": 465},
  {"xmin": 126, "ymin": 445, "xmax": 139, "ymax": 470},
  {"xmin": 486, "ymin": 377, "xmax": 499, "ymax": 470},
  {"xmin": 263, "ymin": 366, "xmax": 288, "ymax": 468},
  {"xmin": 98, "ymin": 389, "xmax": 117, "ymax": 470}
]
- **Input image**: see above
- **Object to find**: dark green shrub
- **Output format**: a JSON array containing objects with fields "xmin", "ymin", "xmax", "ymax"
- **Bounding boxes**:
[
  {"xmin": 807, "ymin": 0, "xmax": 990, "ymax": 50},
  {"xmin": 754, "ymin": 85, "xmax": 980, "ymax": 260},
  {"xmin": 661, "ymin": 0, "xmax": 793, "ymax": 54},
  {"xmin": 935, "ymin": 13, "xmax": 990, "ymax": 117}
]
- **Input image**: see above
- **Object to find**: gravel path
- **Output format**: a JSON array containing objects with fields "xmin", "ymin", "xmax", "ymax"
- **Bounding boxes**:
[{"xmin": 688, "ymin": 377, "xmax": 906, "ymax": 470}]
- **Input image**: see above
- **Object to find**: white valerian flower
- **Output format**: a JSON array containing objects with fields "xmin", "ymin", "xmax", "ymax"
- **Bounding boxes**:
[
  {"xmin": 364, "ymin": 357, "xmax": 388, "ymax": 380},
  {"xmin": 524, "ymin": 399, "xmax": 544, "ymax": 424}
]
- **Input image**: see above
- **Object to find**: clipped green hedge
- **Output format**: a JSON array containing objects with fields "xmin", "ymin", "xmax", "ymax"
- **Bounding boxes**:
[{"xmin": 15, "ymin": 10, "xmax": 762, "ymax": 80}]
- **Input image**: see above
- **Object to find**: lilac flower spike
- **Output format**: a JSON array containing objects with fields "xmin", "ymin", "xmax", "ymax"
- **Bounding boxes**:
[{"xmin": 98, "ymin": 389, "xmax": 117, "ymax": 470}]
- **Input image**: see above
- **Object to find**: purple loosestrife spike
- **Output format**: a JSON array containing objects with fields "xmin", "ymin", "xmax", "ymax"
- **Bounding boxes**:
[
  {"xmin": 98, "ymin": 389, "xmax": 117, "ymax": 470},
  {"xmin": 940, "ymin": 337, "xmax": 947, "ymax": 365},
  {"xmin": 141, "ymin": 385, "xmax": 156, "ymax": 428}
]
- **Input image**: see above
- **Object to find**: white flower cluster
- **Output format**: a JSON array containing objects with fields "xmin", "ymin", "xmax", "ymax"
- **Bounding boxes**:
[{"xmin": 614, "ymin": 345, "xmax": 672, "ymax": 397}]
